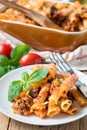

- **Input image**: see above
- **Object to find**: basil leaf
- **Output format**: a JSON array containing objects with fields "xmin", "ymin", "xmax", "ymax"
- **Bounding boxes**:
[
  {"xmin": 8, "ymin": 80, "xmax": 23, "ymax": 101},
  {"xmin": 10, "ymin": 44, "xmax": 31, "ymax": 58},
  {"xmin": 22, "ymin": 72, "xmax": 29, "ymax": 82},
  {"xmin": 29, "ymin": 68, "xmax": 49, "ymax": 83},
  {"xmin": 7, "ymin": 64, "xmax": 17, "ymax": 71},
  {"xmin": 8, "ymin": 56, "xmax": 20, "ymax": 66},
  {"xmin": 0, "ymin": 55, "xmax": 9, "ymax": 66},
  {"xmin": 24, "ymin": 82, "xmax": 30, "ymax": 90},
  {"xmin": 0, "ymin": 66, "xmax": 8, "ymax": 77},
  {"xmin": 10, "ymin": 65, "xmax": 18, "ymax": 70},
  {"xmin": 9, "ymin": 45, "xmax": 31, "ymax": 65}
]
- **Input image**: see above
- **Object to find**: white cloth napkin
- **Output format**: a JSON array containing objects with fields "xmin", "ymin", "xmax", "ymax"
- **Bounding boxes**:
[{"xmin": 0, "ymin": 31, "xmax": 87, "ymax": 71}]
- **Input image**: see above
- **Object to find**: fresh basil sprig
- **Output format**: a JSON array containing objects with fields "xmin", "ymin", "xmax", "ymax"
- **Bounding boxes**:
[
  {"xmin": 29, "ymin": 68, "xmax": 49, "ymax": 83},
  {"xmin": 11, "ymin": 44, "xmax": 31, "ymax": 58},
  {"xmin": 0, "ymin": 44, "xmax": 31, "ymax": 77},
  {"xmin": 8, "ymin": 80, "xmax": 24, "ymax": 101},
  {"xmin": 9, "ymin": 45, "xmax": 31, "ymax": 66},
  {"xmin": 22, "ymin": 68, "xmax": 49, "ymax": 90},
  {"xmin": 8, "ymin": 67, "xmax": 49, "ymax": 101}
]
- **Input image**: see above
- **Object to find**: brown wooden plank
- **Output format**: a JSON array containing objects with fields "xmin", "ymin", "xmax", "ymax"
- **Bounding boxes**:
[
  {"xmin": 0, "ymin": 112, "xmax": 10, "ymax": 130},
  {"xmin": 8, "ymin": 119, "xmax": 59, "ymax": 130},
  {"xmin": 58, "ymin": 120, "xmax": 79, "ymax": 130},
  {"xmin": 79, "ymin": 116, "xmax": 87, "ymax": 130}
]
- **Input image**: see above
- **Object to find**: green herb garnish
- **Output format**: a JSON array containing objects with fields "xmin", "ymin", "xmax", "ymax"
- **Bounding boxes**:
[
  {"xmin": 0, "ymin": 66, "xmax": 8, "ymax": 77},
  {"xmin": 29, "ymin": 68, "xmax": 49, "ymax": 83},
  {"xmin": 0, "ymin": 44, "xmax": 31, "ymax": 77},
  {"xmin": 58, "ymin": 79, "xmax": 62, "ymax": 84},
  {"xmin": 9, "ymin": 44, "xmax": 31, "ymax": 66},
  {"xmin": 22, "ymin": 72, "xmax": 29, "ymax": 82},
  {"xmin": 0, "ymin": 55, "xmax": 9, "ymax": 66},
  {"xmin": 8, "ymin": 67, "xmax": 49, "ymax": 101},
  {"xmin": 8, "ymin": 80, "xmax": 23, "ymax": 101}
]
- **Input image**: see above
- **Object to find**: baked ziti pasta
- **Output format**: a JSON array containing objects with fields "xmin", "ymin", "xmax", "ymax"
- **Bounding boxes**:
[
  {"xmin": 8, "ymin": 64, "xmax": 87, "ymax": 118},
  {"xmin": 0, "ymin": 0, "xmax": 87, "ymax": 31}
]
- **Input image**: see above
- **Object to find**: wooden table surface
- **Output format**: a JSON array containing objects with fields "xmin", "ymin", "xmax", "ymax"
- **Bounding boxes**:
[{"xmin": 0, "ymin": 72, "xmax": 87, "ymax": 130}]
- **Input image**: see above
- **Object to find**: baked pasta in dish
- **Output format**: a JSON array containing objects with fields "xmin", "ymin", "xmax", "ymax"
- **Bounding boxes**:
[
  {"xmin": 8, "ymin": 64, "xmax": 87, "ymax": 118},
  {"xmin": 0, "ymin": 0, "xmax": 87, "ymax": 31}
]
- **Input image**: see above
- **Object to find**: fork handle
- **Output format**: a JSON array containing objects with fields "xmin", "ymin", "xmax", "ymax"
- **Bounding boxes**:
[
  {"xmin": 76, "ymin": 80, "xmax": 82, "ymax": 86},
  {"xmin": 76, "ymin": 80, "xmax": 87, "ymax": 98}
]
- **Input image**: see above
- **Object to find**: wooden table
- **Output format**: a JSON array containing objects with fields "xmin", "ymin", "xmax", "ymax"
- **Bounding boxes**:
[
  {"xmin": 0, "ymin": 72, "xmax": 87, "ymax": 130},
  {"xmin": 0, "ymin": 113, "xmax": 87, "ymax": 130}
]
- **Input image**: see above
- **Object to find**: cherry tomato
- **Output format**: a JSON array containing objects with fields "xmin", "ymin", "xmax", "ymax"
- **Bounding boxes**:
[
  {"xmin": 0, "ymin": 43, "xmax": 13, "ymax": 58},
  {"xmin": 19, "ymin": 53, "xmax": 42, "ymax": 66}
]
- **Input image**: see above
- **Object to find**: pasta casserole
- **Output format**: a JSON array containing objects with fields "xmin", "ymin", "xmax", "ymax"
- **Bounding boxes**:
[
  {"xmin": 8, "ymin": 64, "xmax": 87, "ymax": 118},
  {"xmin": 0, "ymin": 0, "xmax": 87, "ymax": 31}
]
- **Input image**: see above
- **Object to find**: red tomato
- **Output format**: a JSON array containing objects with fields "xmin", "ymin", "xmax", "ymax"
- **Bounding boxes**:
[
  {"xmin": 19, "ymin": 53, "xmax": 42, "ymax": 66},
  {"xmin": 0, "ymin": 43, "xmax": 13, "ymax": 58}
]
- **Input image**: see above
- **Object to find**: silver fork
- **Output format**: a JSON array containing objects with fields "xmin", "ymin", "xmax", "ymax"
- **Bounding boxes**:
[{"xmin": 49, "ymin": 51, "xmax": 87, "ymax": 98}]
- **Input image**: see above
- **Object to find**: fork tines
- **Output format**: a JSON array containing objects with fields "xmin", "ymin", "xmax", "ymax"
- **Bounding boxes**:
[
  {"xmin": 49, "ymin": 51, "xmax": 87, "ymax": 98},
  {"xmin": 49, "ymin": 51, "xmax": 73, "ymax": 73}
]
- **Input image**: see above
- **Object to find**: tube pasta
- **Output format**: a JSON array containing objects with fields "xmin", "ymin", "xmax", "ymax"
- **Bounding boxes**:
[
  {"xmin": 47, "ymin": 74, "xmax": 77, "ymax": 117},
  {"xmin": 31, "ymin": 84, "xmax": 50, "ymax": 117},
  {"xmin": 34, "ymin": 109, "xmax": 47, "ymax": 118},
  {"xmin": 61, "ymin": 99, "xmax": 72, "ymax": 112},
  {"xmin": 34, "ymin": 83, "xmax": 50, "ymax": 104},
  {"xmin": 49, "ymin": 74, "xmax": 77, "ymax": 104},
  {"xmin": 70, "ymin": 88, "xmax": 87, "ymax": 107},
  {"xmin": 47, "ymin": 100, "xmax": 61, "ymax": 117},
  {"xmin": 30, "ymin": 103, "xmax": 47, "ymax": 118},
  {"xmin": 0, "ymin": 0, "xmax": 87, "ymax": 32},
  {"xmin": 65, "ymin": 105, "xmax": 78, "ymax": 115},
  {"xmin": 10, "ymin": 64, "xmax": 86, "ymax": 118}
]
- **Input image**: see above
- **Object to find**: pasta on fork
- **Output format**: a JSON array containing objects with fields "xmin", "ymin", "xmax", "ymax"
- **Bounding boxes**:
[{"xmin": 8, "ymin": 64, "xmax": 87, "ymax": 118}]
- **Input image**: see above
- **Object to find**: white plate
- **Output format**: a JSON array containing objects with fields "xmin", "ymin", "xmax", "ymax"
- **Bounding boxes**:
[{"xmin": 0, "ymin": 65, "xmax": 87, "ymax": 126}]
